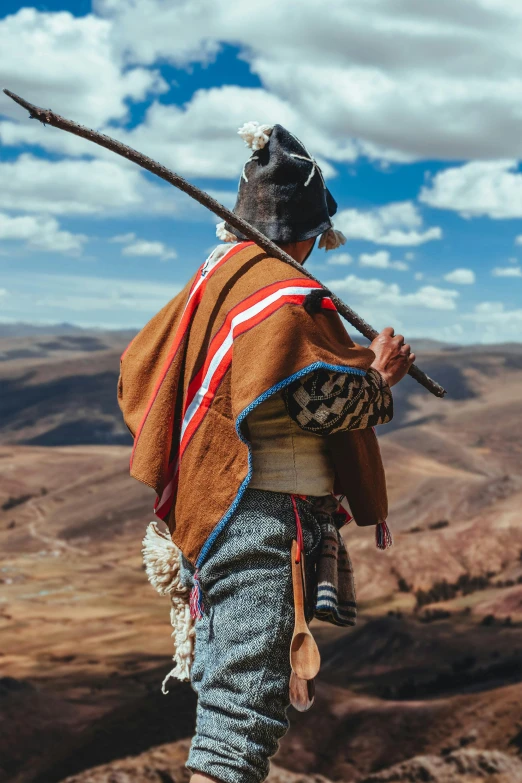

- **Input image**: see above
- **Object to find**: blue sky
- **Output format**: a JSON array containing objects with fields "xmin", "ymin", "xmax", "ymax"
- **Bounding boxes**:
[{"xmin": 1, "ymin": 0, "xmax": 522, "ymax": 343}]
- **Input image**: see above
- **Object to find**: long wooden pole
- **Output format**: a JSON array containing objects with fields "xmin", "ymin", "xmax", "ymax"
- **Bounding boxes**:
[{"xmin": 3, "ymin": 88, "xmax": 446, "ymax": 397}]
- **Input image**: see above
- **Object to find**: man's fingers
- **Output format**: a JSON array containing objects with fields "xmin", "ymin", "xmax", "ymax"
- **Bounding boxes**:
[
  {"xmin": 394, "ymin": 334, "xmax": 405, "ymax": 346},
  {"xmin": 409, "ymin": 353, "xmax": 416, "ymax": 364},
  {"xmin": 400, "ymin": 343, "xmax": 411, "ymax": 355},
  {"xmin": 381, "ymin": 326, "xmax": 395, "ymax": 337}
]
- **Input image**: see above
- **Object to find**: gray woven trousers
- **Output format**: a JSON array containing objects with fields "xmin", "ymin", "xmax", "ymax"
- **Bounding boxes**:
[{"xmin": 179, "ymin": 488, "xmax": 322, "ymax": 783}]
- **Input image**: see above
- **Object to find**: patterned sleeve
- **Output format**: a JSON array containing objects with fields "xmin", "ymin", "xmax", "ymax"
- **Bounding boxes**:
[{"xmin": 282, "ymin": 367, "xmax": 393, "ymax": 436}]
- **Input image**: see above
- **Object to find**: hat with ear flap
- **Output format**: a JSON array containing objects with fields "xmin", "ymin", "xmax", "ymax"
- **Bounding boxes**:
[{"xmin": 216, "ymin": 121, "xmax": 346, "ymax": 251}]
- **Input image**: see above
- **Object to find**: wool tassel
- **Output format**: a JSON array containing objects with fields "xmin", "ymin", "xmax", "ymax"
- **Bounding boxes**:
[
  {"xmin": 142, "ymin": 522, "xmax": 195, "ymax": 686},
  {"xmin": 318, "ymin": 227, "xmax": 347, "ymax": 252},
  {"xmin": 216, "ymin": 221, "xmax": 237, "ymax": 243},
  {"xmin": 189, "ymin": 570, "xmax": 204, "ymax": 619},
  {"xmin": 237, "ymin": 121, "xmax": 273, "ymax": 150},
  {"xmin": 376, "ymin": 520, "xmax": 393, "ymax": 550},
  {"xmin": 303, "ymin": 287, "xmax": 332, "ymax": 314}
]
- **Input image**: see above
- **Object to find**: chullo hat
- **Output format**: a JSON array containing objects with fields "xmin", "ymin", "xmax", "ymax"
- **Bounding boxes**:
[{"xmin": 217, "ymin": 121, "xmax": 346, "ymax": 251}]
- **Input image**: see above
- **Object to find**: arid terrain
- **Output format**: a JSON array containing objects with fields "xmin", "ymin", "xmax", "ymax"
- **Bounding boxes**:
[{"xmin": 1, "ymin": 328, "xmax": 522, "ymax": 783}]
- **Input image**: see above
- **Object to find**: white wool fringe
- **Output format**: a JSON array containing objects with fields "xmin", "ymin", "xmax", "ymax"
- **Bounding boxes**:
[
  {"xmin": 318, "ymin": 227, "xmax": 347, "ymax": 252},
  {"xmin": 142, "ymin": 522, "xmax": 195, "ymax": 690},
  {"xmin": 202, "ymin": 244, "xmax": 233, "ymax": 276},
  {"xmin": 237, "ymin": 121, "xmax": 273, "ymax": 151},
  {"xmin": 216, "ymin": 221, "xmax": 237, "ymax": 243}
]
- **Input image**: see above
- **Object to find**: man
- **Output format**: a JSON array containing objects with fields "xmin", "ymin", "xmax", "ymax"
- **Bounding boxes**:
[{"xmin": 118, "ymin": 121, "xmax": 414, "ymax": 783}]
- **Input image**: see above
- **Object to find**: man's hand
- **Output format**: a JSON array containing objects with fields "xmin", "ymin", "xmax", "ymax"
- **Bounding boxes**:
[{"xmin": 369, "ymin": 327, "xmax": 415, "ymax": 388}]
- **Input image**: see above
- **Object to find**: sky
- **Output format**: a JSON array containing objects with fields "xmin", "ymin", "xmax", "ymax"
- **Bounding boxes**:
[{"xmin": 1, "ymin": 1, "xmax": 522, "ymax": 343}]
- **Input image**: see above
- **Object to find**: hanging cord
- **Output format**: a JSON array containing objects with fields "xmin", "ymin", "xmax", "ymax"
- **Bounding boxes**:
[
  {"xmin": 291, "ymin": 495, "xmax": 305, "ymax": 564},
  {"xmin": 189, "ymin": 570, "xmax": 204, "ymax": 619},
  {"xmin": 375, "ymin": 520, "xmax": 393, "ymax": 550}
]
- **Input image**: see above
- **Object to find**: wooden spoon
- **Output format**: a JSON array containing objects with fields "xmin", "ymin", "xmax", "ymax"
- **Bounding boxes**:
[
  {"xmin": 289, "ymin": 671, "xmax": 315, "ymax": 712},
  {"xmin": 290, "ymin": 540, "xmax": 321, "ymax": 680}
]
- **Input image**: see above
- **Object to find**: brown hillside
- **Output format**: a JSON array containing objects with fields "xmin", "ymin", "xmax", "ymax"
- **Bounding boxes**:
[{"xmin": 1, "ymin": 334, "xmax": 522, "ymax": 783}]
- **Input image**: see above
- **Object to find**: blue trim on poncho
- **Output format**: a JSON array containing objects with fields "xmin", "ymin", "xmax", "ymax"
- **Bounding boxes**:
[{"xmin": 195, "ymin": 361, "xmax": 366, "ymax": 568}]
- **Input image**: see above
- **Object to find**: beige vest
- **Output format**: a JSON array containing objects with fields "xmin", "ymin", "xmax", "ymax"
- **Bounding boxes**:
[{"xmin": 247, "ymin": 392, "xmax": 334, "ymax": 496}]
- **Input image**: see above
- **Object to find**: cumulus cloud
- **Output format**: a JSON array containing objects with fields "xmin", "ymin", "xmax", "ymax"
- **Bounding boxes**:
[
  {"xmin": 325, "ymin": 273, "xmax": 459, "ymax": 311},
  {"xmin": 0, "ymin": 8, "xmax": 166, "ymax": 127},
  {"xmin": 420, "ymin": 161, "xmax": 522, "ymax": 219},
  {"xmin": 359, "ymin": 250, "xmax": 408, "ymax": 271},
  {"xmin": 444, "ymin": 268, "xmax": 476, "ymax": 284},
  {"xmin": 0, "ymin": 271, "xmax": 182, "ymax": 329},
  {"xmin": 121, "ymin": 238, "xmax": 177, "ymax": 260},
  {"xmin": 492, "ymin": 266, "xmax": 522, "ymax": 277},
  {"xmin": 0, "ymin": 212, "xmax": 86, "ymax": 255},
  {"xmin": 326, "ymin": 252, "xmax": 353, "ymax": 266},
  {"xmin": 463, "ymin": 301, "xmax": 522, "ymax": 343},
  {"xmin": 95, "ymin": 0, "xmax": 522, "ymax": 162},
  {"xmin": 0, "ymin": 155, "xmax": 193, "ymax": 217},
  {"xmin": 5, "ymin": 1, "xmax": 522, "ymax": 186},
  {"xmin": 336, "ymin": 202, "xmax": 442, "ymax": 246},
  {"xmin": 103, "ymin": 87, "xmax": 343, "ymax": 180},
  {"xmin": 110, "ymin": 232, "xmax": 137, "ymax": 244}
]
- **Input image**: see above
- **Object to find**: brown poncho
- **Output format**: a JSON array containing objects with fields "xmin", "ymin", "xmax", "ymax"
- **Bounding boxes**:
[{"xmin": 118, "ymin": 242, "xmax": 388, "ymax": 567}]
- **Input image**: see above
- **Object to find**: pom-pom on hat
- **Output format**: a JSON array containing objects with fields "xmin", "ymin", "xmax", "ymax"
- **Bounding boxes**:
[{"xmin": 217, "ymin": 121, "xmax": 346, "ymax": 250}]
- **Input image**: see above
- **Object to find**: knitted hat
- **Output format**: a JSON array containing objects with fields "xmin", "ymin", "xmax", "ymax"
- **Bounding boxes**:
[{"xmin": 216, "ymin": 122, "xmax": 346, "ymax": 251}]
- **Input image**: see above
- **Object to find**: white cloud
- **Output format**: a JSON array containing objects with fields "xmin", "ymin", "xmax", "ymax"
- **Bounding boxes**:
[
  {"xmin": 326, "ymin": 252, "xmax": 353, "ymax": 266},
  {"xmin": 121, "ymin": 239, "xmax": 177, "ymax": 261},
  {"xmin": 5, "ymin": 2, "xmax": 522, "ymax": 193},
  {"xmin": 0, "ymin": 212, "xmax": 86, "ymax": 255},
  {"xmin": 463, "ymin": 301, "xmax": 522, "ymax": 343},
  {"xmin": 4, "ymin": 1, "xmax": 522, "ymax": 180},
  {"xmin": 0, "ymin": 8, "xmax": 166, "ymax": 127},
  {"xmin": 414, "ymin": 272, "xmax": 424, "ymax": 281},
  {"xmin": 492, "ymin": 266, "xmax": 522, "ymax": 277},
  {"xmin": 94, "ymin": 0, "xmax": 522, "ymax": 162},
  {"xmin": 0, "ymin": 271, "xmax": 183, "ymax": 329},
  {"xmin": 420, "ymin": 161, "xmax": 522, "ymax": 219},
  {"xmin": 0, "ymin": 155, "xmax": 192, "ymax": 217},
  {"xmin": 359, "ymin": 251, "xmax": 389, "ymax": 268},
  {"xmin": 474, "ymin": 301, "xmax": 505, "ymax": 315},
  {"xmin": 515, "ymin": 236, "xmax": 522, "ymax": 246},
  {"xmin": 110, "ymin": 232, "xmax": 137, "ymax": 244},
  {"xmin": 359, "ymin": 250, "xmax": 408, "ymax": 271},
  {"xmin": 1, "ymin": 80, "xmax": 337, "ymax": 180},
  {"xmin": 336, "ymin": 202, "xmax": 442, "ymax": 246},
  {"xmin": 112, "ymin": 232, "xmax": 177, "ymax": 260},
  {"xmin": 444, "ymin": 268, "xmax": 476, "ymax": 284},
  {"xmin": 326, "ymin": 273, "xmax": 459, "ymax": 310},
  {"xmin": 100, "ymin": 87, "xmax": 342, "ymax": 180}
]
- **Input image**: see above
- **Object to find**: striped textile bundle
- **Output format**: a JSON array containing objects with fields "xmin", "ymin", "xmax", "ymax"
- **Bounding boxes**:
[{"xmin": 311, "ymin": 499, "xmax": 357, "ymax": 627}]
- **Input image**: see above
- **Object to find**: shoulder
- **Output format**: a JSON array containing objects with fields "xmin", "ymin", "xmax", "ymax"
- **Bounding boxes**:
[{"xmin": 207, "ymin": 242, "xmax": 308, "ymax": 292}]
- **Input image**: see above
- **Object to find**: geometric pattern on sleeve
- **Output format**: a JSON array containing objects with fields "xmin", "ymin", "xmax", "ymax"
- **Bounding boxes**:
[{"xmin": 282, "ymin": 366, "xmax": 393, "ymax": 436}]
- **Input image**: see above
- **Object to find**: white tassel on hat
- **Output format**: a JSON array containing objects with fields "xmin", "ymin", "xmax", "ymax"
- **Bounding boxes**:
[
  {"xmin": 318, "ymin": 227, "xmax": 347, "ymax": 252},
  {"xmin": 216, "ymin": 221, "xmax": 237, "ymax": 243},
  {"xmin": 238, "ymin": 121, "xmax": 273, "ymax": 151}
]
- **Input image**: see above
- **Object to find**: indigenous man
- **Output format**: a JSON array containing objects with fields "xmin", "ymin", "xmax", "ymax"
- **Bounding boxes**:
[{"xmin": 118, "ymin": 121, "xmax": 415, "ymax": 783}]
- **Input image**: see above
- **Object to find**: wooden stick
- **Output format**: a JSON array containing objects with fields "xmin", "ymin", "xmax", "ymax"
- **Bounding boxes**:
[{"xmin": 3, "ymin": 88, "xmax": 446, "ymax": 397}]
